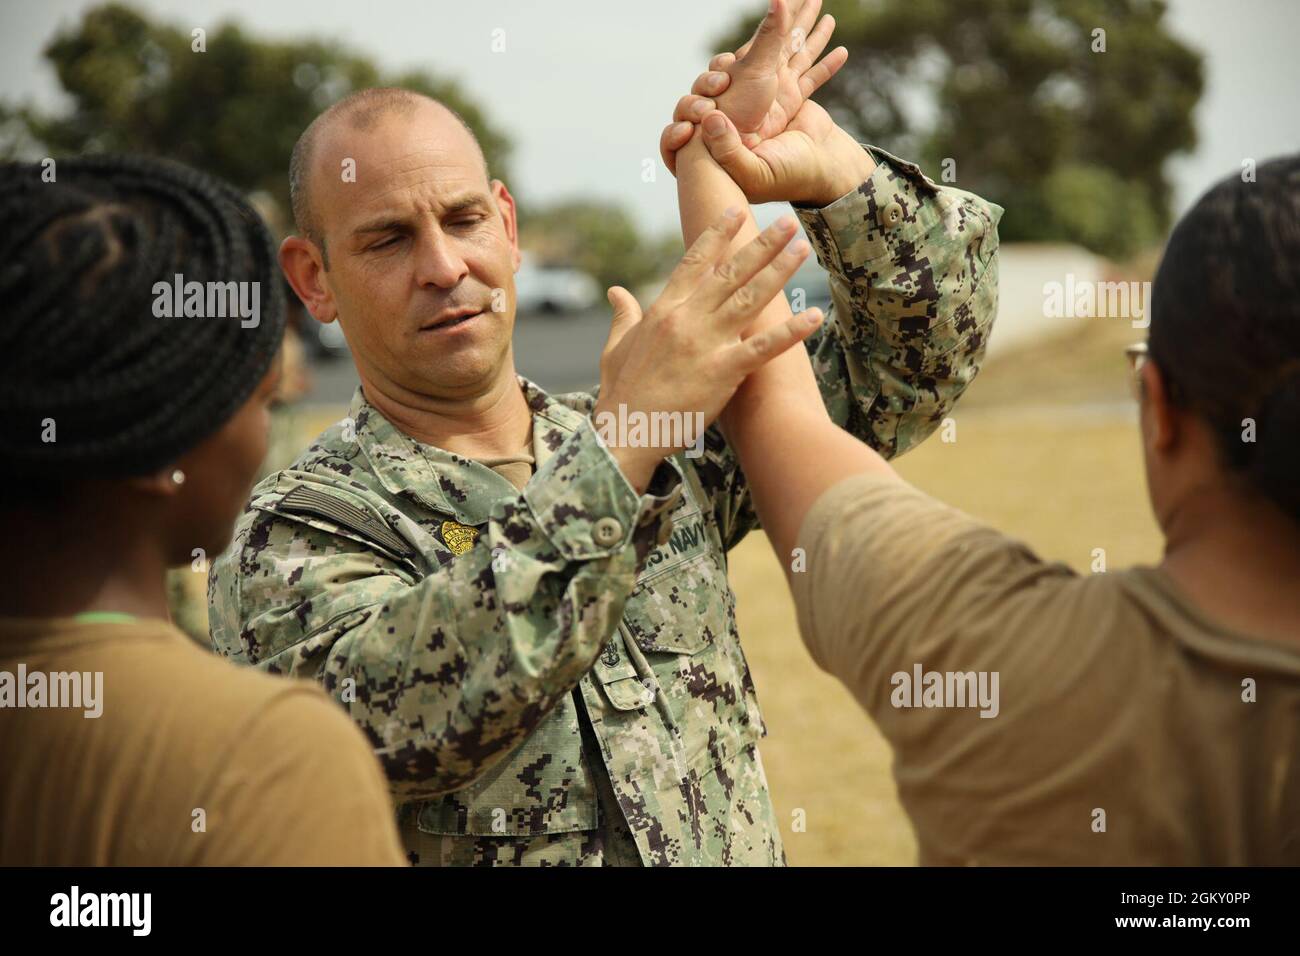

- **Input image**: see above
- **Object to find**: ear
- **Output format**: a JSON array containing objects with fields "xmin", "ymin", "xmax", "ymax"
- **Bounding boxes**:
[
  {"xmin": 125, "ymin": 467, "xmax": 185, "ymax": 500},
  {"xmin": 1140, "ymin": 359, "xmax": 1180, "ymax": 454},
  {"xmin": 279, "ymin": 235, "xmax": 337, "ymax": 325},
  {"xmin": 490, "ymin": 179, "xmax": 521, "ymax": 272}
]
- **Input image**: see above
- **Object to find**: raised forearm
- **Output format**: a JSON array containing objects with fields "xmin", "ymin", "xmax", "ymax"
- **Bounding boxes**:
[
  {"xmin": 675, "ymin": 129, "xmax": 820, "ymax": 430},
  {"xmin": 727, "ymin": 401, "xmax": 898, "ymax": 577},
  {"xmin": 676, "ymin": 127, "xmax": 754, "ymax": 247}
]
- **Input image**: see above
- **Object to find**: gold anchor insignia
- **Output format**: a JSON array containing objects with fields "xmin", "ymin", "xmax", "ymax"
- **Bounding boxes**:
[{"xmin": 440, "ymin": 520, "xmax": 480, "ymax": 556}]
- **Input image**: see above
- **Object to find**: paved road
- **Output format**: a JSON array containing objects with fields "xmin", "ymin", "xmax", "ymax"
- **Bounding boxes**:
[{"xmin": 304, "ymin": 307, "xmax": 610, "ymax": 405}]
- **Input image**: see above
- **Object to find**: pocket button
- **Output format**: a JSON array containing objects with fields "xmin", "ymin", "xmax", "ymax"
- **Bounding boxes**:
[{"xmin": 592, "ymin": 516, "xmax": 622, "ymax": 547}]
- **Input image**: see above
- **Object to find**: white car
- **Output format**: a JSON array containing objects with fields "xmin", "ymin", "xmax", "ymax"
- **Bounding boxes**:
[{"xmin": 514, "ymin": 257, "xmax": 601, "ymax": 315}]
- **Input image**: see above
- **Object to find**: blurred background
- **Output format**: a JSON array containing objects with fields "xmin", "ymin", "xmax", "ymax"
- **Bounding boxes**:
[{"xmin": 3, "ymin": 0, "xmax": 1297, "ymax": 865}]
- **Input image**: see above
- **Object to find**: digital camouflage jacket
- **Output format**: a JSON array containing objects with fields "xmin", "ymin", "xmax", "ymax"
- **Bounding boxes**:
[{"xmin": 208, "ymin": 147, "xmax": 1003, "ymax": 865}]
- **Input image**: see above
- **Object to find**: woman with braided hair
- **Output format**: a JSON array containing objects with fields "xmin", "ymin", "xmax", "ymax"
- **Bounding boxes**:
[{"xmin": 0, "ymin": 155, "xmax": 405, "ymax": 865}]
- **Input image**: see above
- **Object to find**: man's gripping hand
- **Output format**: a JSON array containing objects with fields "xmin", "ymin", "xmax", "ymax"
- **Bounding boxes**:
[{"xmin": 593, "ymin": 210, "xmax": 823, "ymax": 493}]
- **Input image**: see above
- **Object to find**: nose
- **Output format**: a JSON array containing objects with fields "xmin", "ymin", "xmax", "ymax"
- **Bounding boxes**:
[{"xmin": 413, "ymin": 229, "xmax": 469, "ymax": 289}]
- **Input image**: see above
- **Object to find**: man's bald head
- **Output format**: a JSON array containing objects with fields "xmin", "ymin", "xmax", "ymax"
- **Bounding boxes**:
[{"xmin": 288, "ymin": 88, "xmax": 489, "ymax": 264}]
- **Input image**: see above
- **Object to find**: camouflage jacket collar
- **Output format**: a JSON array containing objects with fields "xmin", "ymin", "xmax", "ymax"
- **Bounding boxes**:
[{"xmin": 347, "ymin": 377, "xmax": 589, "ymax": 526}]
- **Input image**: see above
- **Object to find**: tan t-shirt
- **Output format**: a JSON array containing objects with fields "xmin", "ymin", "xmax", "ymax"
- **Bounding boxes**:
[
  {"xmin": 476, "ymin": 451, "xmax": 535, "ymax": 492},
  {"xmin": 0, "ymin": 616, "xmax": 407, "ymax": 865},
  {"xmin": 475, "ymin": 431, "xmax": 536, "ymax": 491},
  {"xmin": 793, "ymin": 474, "xmax": 1300, "ymax": 865}
]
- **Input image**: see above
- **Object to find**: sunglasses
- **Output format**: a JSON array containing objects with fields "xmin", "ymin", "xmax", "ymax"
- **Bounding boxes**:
[{"xmin": 1124, "ymin": 342, "xmax": 1149, "ymax": 400}]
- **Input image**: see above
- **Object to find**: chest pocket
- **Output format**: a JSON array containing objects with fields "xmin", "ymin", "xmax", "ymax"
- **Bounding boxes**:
[
  {"xmin": 625, "ymin": 554, "xmax": 728, "ymax": 655},
  {"xmin": 610, "ymin": 461, "xmax": 763, "ymax": 775},
  {"xmin": 625, "ymin": 479, "xmax": 725, "ymax": 656}
]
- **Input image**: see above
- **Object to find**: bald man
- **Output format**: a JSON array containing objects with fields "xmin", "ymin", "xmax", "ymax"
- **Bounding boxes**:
[{"xmin": 209, "ymin": 0, "xmax": 1001, "ymax": 867}]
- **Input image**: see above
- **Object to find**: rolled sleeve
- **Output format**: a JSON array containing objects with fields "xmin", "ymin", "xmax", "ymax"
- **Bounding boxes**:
[
  {"xmin": 794, "ymin": 145, "xmax": 1004, "ymax": 458},
  {"xmin": 523, "ymin": 417, "xmax": 683, "ymax": 562},
  {"xmin": 795, "ymin": 145, "xmax": 1003, "ymax": 274}
]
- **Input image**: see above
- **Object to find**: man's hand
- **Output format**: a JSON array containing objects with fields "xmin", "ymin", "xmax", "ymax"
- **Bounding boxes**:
[
  {"xmin": 659, "ymin": 0, "xmax": 874, "ymax": 206},
  {"xmin": 594, "ymin": 210, "xmax": 823, "ymax": 492},
  {"xmin": 697, "ymin": 99, "xmax": 876, "ymax": 207}
]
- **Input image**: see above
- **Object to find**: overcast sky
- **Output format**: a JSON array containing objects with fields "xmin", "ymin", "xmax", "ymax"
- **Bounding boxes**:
[{"xmin": 2, "ymin": 0, "xmax": 1296, "ymax": 236}]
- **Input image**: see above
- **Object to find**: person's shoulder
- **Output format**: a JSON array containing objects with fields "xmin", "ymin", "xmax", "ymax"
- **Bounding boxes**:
[
  {"xmin": 158, "ymin": 638, "xmax": 377, "ymax": 774},
  {"xmin": 240, "ymin": 679, "xmax": 369, "ymax": 754},
  {"xmin": 216, "ymin": 671, "xmax": 392, "ymax": 815},
  {"xmin": 286, "ymin": 413, "xmax": 370, "ymax": 474},
  {"xmin": 215, "ymin": 439, "xmax": 410, "ymax": 575},
  {"xmin": 147, "ymin": 625, "xmax": 324, "ymax": 710},
  {"xmin": 184, "ymin": 648, "xmax": 408, "ymax": 865},
  {"xmin": 236, "ymin": 412, "xmax": 387, "ymax": 516},
  {"xmin": 1107, "ymin": 565, "xmax": 1300, "ymax": 665},
  {"xmin": 71, "ymin": 621, "xmax": 328, "ymax": 749}
]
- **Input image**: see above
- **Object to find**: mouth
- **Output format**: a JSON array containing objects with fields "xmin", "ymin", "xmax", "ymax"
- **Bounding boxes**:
[{"xmin": 419, "ymin": 308, "xmax": 484, "ymax": 333}]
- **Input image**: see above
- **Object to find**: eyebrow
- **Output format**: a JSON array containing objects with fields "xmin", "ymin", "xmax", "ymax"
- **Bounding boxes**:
[{"xmin": 350, "ymin": 194, "xmax": 492, "ymax": 239}]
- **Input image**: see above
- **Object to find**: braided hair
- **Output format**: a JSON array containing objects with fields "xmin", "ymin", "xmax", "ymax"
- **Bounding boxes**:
[
  {"xmin": 1149, "ymin": 154, "xmax": 1300, "ymax": 524},
  {"xmin": 0, "ymin": 155, "xmax": 286, "ymax": 496}
]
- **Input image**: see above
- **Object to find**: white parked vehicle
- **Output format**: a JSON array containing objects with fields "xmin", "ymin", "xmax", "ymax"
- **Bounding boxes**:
[{"xmin": 514, "ymin": 255, "xmax": 601, "ymax": 315}]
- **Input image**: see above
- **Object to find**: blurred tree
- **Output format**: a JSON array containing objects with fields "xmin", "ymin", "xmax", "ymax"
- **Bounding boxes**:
[
  {"xmin": 521, "ymin": 200, "xmax": 682, "ymax": 293},
  {"xmin": 714, "ymin": 0, "xmax": 1203, "ymax": 259},
  {"xmin": 0, "ymin": 2, "xmax": 512, "ymax": 235}
]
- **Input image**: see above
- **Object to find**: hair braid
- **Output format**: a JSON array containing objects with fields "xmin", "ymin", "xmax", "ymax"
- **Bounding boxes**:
[{"xmin": 0, "ymin": 154, "xmax": 286, "ymax": 485}]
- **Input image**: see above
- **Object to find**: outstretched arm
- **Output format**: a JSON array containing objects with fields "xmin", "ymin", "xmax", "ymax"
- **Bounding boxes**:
[
  {"xmin": 727, "ymin": 386, "xmax": 898, "ymax": 580},
  {"xmin": 672, "ymin": 0, "xmax": 834, "ymax": 434},
  {"xmin": 663, "ymin": 0, "xmax": 1001, "ymax": 461},
  {"xmin": 675, "ymin": 130, "xmax": 822, "ymax": 430},
  {"xmin": 669, "ymin": 15, "xmax": 899, "ymax": 574}
]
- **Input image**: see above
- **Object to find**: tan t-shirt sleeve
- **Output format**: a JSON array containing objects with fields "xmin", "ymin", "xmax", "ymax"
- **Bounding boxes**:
[
  {"xmin": 197, "ymin": 687, "xmax": 408, "ymax": 866},
  {"xmin": 789, "ymin": 474, "xmax": 1109, "ymax": 768},
  {"xmin": 788, "ymin": 474, "xmax": 1300, "ymax": 865}
]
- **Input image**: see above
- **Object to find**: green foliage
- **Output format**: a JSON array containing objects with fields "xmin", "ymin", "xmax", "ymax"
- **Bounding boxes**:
[
  {"xmin": 715, "ymin": 0, "xmax": 1203, "ymax": 259},
  {"xmin": 521, "ymin": 200, "xmax": 682, "ymax": 293},
  {"xmin": 1, "ymin": 2, "xmax": 512, "ymax": 234},
  {"xmin": 1039, "ymin": 163, "xmax": 1161, "ymax": 258}
]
